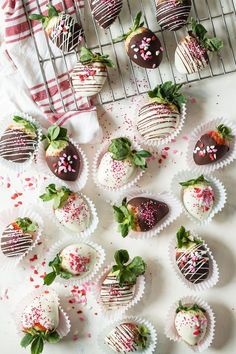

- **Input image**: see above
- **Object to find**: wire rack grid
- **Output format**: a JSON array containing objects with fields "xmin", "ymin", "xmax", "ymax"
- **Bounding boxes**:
[{"xmin": 23, "ymin": 0, "xmax": 236, "ymax": 111}]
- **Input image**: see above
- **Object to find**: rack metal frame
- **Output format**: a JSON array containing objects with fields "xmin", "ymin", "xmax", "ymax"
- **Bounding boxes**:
[{"xmin": 23, "ymin": 0, "xmax": 236, "ymax": 111}]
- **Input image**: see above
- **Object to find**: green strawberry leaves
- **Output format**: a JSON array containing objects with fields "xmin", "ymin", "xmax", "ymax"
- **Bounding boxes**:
[
  {"xmin": 42, "ymin": 125, "xmax": 69, "ymax": 150},
  {"xmin": 79, "ymin": 47, "xmax": 115, "ymax": 67},
  {"xmin": 39, "ymin": 183, "xmax": 72, "ymax": 209},
  {"xmin": 113, "ymin": 198, "xmax": 135, "ymax": 237},
  {"xmin": 111, "ymin": 249, "xmax": 146, "ymax": 287},
  {"xmin": 13, "ymin": 116, "xmax": 37, "ymax": 135},
  {"xmin": 179, "ymin": 174, "xmax": 209, "ymax": 187},
  {"xmin": 29, "ymin": 4, "xmax": 60, "ymax": 29},
  {"xmin": 113, "ymin": 11, "xmax": 145, "ymax": 42},
  {"xmin": 176, "ymin": 301, "xmax": 206, "ymax": 314},
  {"xmin": 148, "ymin": 81, "xmax": 187, "ymax": 112},
  {"xmin": 190, "ymin": 18, "xmax": 223, "ymax": 52},
  {"xmin": 136, "ymin": 324, "xmax": 150, "ymax": 349},
  {"xmin": 15, "ymin": 217, "xmax": 38, "ymax": 233},
  {"xmin": 21, "ymin": 330, "xmax": 60, "ymax": 354},
  {"xmin": 217, "ymin": 124, "xmax": 234, "ymax": 140},
  {"xmin": 176, "ymin": 226, "xmax": 202, "ymax": 248},
  {"xmin": 44, "ymin": 254, "xmax": 72, "ymax": 286},
  {"xmin": 108, "ymin": 137, "xmax": 152, "ymax": 169}
]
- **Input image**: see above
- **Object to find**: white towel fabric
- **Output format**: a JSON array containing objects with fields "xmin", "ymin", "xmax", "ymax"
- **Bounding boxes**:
[{"xmin": 0, "ymin": 0, "xmax": 102, "ymax": 144}]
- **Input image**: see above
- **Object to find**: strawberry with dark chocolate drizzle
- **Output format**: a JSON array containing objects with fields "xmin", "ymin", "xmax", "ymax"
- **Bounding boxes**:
[
  {"xmin": 113, "ymin": 196, "xmax": 169, "ymax": 237},
  {"xmin": 114, "ymin": 12, "xmax": 163, "ymax": 69},
  {"xmin": 43, "ymin": 125, "xmax": 80, "ymax": 181},
  {"xmin": 193, "ymin": 124, "xmax": 233, "ymax": 165}
]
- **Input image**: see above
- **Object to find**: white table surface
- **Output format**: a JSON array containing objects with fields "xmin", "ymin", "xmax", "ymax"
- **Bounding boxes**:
[{"xmin": 0, "ymin": 72, "xmax": 236, "ymax": 354}]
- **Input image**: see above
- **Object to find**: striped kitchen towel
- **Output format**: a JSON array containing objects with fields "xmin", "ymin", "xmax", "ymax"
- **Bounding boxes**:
[{"xmin": 1, "ymin": 0, "xmax": 102, "ymax": 144}]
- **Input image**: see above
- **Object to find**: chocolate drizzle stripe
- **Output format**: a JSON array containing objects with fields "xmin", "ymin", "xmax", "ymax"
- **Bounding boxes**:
[{"xmin": 105, "ymin": 323, "xmax": 138, "ymax": 352}]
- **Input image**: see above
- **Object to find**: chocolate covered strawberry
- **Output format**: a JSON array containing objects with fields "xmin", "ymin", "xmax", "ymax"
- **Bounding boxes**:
[
  {"xmin": 137, "ymin": 81, "xmax": 187, "ymax": 141},
  {"xmin": 71, "ymin": 47, "xmax": 114, "ymax": 97},
  {"xmin": 40, "ymin": 183, "xmax": 91, "ymax": 232},
  {"xmin": 193, "ymin": 124, "xmax": 233, "ymax": 165},
  {"xmin": 1, "ymin": 217, "xmax": 38, "ymax": 258},
  {"xmin": 105, "ymin": 322, "xmax": 150, "ymax": 352},
  {"xmin": 175, "ymin": 301, "xmax": 208, "ymax": 346},
  {"xmin": 114, "ymin": 12, "xmax": 163, "ymax": 69},
  {"xmin": 100, "ymin": 249, "xmax": 146, "ymax": 310},
  {"xmin": 97, "ymin": 137, "xmax": 151, "ymax": 189},
  {"xmin": 175, "ymin": 226, "xmax": 210, "ymax": 284},
  {"xmin": 175, "ymin": 18, "xmax": 223, "ymax": 74},
  {"xmin": 156, "ymin": 0, "xmax": 192, "ymax": 31},
  {"xmin": 180, "ymin": 175, "xmax": 215, "ymax": 221},
  {"xmin": 113, "ymin": 196, "xmax": 169, "ymax": 237},
  {"xmin": 42, "ymin": 125, "xmax": 80, "ymax": 181},
  {"xmin": 29, "ymin": 4, "xmax": 84, "ymax": 53},
  {"xmin": 90, "ymin": 0, "xmax": 123, "ymax": 29},
  {"xmin": 20, "ymin": 291, "xmax": 61, "ymax": 354}
]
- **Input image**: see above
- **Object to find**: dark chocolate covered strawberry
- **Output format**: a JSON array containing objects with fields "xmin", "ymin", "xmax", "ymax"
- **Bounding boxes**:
[
  {"xmin": 1, "ymin": 217, "xmax": 38, "ymax": 258},
  {"xmin": 29, "ymin": 4, "xmax": 84, "ymax": 53},
  {"xmin": 175, "ymin": 18, "xmax": 223, "ymax": 74},
  {"xmin": 43, "ymin": 125, "xmax": 80, "ymax": 181},
  {"xmin": 156, "ymin": 0, "xmax": 192, "ymax": 31},
  {"xmin": 137, "ymin": 81, "xmax": 187, "ymax": 141},
  {"xmin": 193, "ymin": 124, "xmax": 233, "ymax": 165},
  {"xmin": 90, "ymin": 0, "xmax": 123, "ymax": 29},
  {"xmin": 114, "ymin": 12, "xmax": 163, "ymax": 69},
  {"xmin": 175, "ymin": 226, "xmax": 210, "ymax": 284},
  {"xmin": 113, "ymin": 196, "xmax": 169, "ymax": 237}
]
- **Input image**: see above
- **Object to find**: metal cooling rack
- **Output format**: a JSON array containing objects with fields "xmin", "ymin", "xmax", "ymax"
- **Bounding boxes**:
[{"xmin": 23, "ymin": 0, "xmax": 236, "ymax": 110}]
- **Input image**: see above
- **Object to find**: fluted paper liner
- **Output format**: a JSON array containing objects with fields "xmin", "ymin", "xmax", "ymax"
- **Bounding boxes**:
[
  {"xmin": 0, "ymin": 112, "xmax": 42, "ymax": 173},
  {"xmin": 134, "ymin": 103, "xmax": 187, "ymax": 147},
  {"xmin": 168, "ymin": 233, "xmax": 219, "ymax": 292},
  {"xmin": 0, "ymin": 205, "xmax": 43, "ymax": 270},
  {"xmin": 98, "ymin": 316, "xmax": 158, "ymax": 354},
  {"xmin": 171, "ymin": 170, "xmax": 227, "ymax": 225},
  {"xmin": 165, "ymin": 295, "xmax": 215, "ymax": 352},
  {"xmin": 113, "ymin": 188, "xmax": 182, "ymax": 239},
  {"xmin": 186, "ymin": 118, "xmax": 236, "ymax": 173},
  {"xmin": 38, "ymin": 177, "xmax": 98, "ymax": 238},
  {"xmin": 14, "ymin": 287, "xmax": 71, "ymax": 339},
  {"xmin": 93, "ymin": 263, "xmax": 146, "ymax": 321},
  {"xmin": 92, "ymin": 134, "xmax": 148, "ymax": 193},
  {"xmin": 45, "ymin": 237, "xmax": 105, "ymax": 286},
  {"xmin": 37, "ymin": 137, "xmax": 88, "ymax": 190}
]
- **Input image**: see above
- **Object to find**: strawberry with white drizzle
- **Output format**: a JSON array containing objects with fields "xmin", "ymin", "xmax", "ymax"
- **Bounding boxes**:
[
  {"xmin": 156, "ymin": 0, "xmax": 192, "ymax": 31},
  {"xmin": 175, "ymin": 18, "xmax": 223, "ymax": 74},
  {"xmin": 71, "ymin": 47, "xmax": 114, "ymax": 97},
  {"xmin": 175, "ymin": 301, "xmax": 208, "ymax": 346},
  {"xmin": 90, "ymin": 0, "xmax": 123, "ymax": 29},
  {"xmin": 180, "ymin": 175, "xmax": 215, "ymax": 221}
]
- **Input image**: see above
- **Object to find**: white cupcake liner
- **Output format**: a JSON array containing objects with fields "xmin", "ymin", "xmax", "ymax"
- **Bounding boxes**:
[
  {"xmin": 14, "ymin": 287, "xmax": 71, "ymax": 339},
  {"xmin": 45, "ymin": 237, "xmax": 105, "ymax": 286},
  {"xmin": 38, "ymin": 177, "xmax": 99, "ymax": 238},
  {"xmin": 134, "ymin": 103, "xmax": 187, "ymax": 147},
  {"xmin": 186, "ymin": 118, "xmax": 236, "ymax": 173},
  {"xmin": 37, "ymin": 137, "xmax": 89, "ymax": 190},
  {"xmin": 0, "ymin": 205, "xmax": 44, "ymax": 270},
  {"xmin": 92, "ymin": 134, "xmax": 149, "ymax": 193},
  {"xmin": 98, "ymin": 316, "xmax": 158, "ymax": 354},
  {"xmin": 168, "ymin": 232, "xmax": 219, "ymax": 292},
  {"xmin": 165, "ymin": 295, "xmax": 215, "ymax": 352},
  {"xmin": 0, "ymin": 111, "xmax": 42, "ymax": 173},
  {"xmin": 113, "ymin": 188, "xmax": 182, "ymax": 239},
  {"xmin": 93, "ymin": 263, "xmax": 146, "ymax": 321},
  {"xmin": 170, "ymin": 169, "xmax": 227, "ymax": 226}
]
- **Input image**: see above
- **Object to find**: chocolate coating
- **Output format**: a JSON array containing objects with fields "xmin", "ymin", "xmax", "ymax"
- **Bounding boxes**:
[
  {"xmin": 193, "ymin": 133, "xmax": 229, "ymax": 165},
  {"xmin": 1, "ymin": 224, "xmax": 33, "ymax": 258},
  {"xmin": 90, "ymin": 0, "xmax": 123, "ymax": 29},
  {"xmin": 128, "ymin": 197, "xmax": 169, "ymax": 231},
  {"xmin": 127, "ymin": 28, "xmax": 163, "ymax": 69},
  {"xmin": 156, "ymin": 0, "xmax": 191, "ymax": 31},
  {"xmin": 46, "ymin": 142, "xmax": 80, "ymax": 181},
  {"xmin": 176, "ymin": 244, "xmax": 210, "ymax": 284},
  {"xmin": 0, "ymin": 128, "xmax": 37, "ymax": 163}
]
